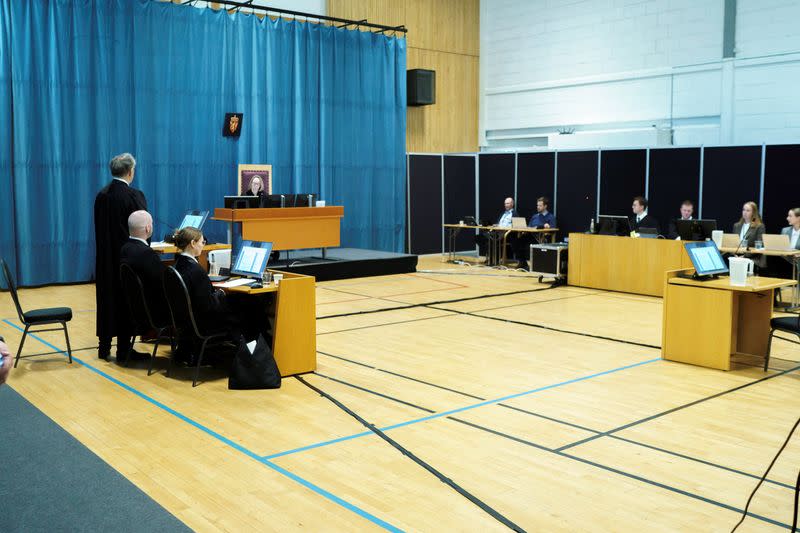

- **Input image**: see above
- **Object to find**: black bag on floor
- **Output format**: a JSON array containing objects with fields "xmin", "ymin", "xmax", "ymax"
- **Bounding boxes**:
[{"xmin": 228, "ymin": 334, "xmax": 281, "ymax": 390}]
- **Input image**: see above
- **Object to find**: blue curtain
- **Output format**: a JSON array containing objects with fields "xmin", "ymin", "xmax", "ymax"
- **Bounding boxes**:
[{"xmin": 0, "ymin": 0, "xmax": 406, "ymax": 286}]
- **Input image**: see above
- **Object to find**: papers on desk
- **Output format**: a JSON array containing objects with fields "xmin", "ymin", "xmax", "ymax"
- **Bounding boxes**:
[
  {"xmin": 215, "ymin": 278, "xmax": 256, "ymax": 288},
  {"xmin": 150, "ymin": 241, "xmax": 170, "ymax": 249}
]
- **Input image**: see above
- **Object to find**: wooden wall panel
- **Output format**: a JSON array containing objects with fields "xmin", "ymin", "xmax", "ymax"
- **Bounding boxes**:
[{"xmin": 328, "ymin": 0, "xmax": 479, "ymax": 153}]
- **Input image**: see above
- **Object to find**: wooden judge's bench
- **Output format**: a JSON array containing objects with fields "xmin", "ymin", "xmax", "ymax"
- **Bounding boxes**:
[{"xmin": 213, "ymin": 206, "xmax": 345, "ymax": 252}]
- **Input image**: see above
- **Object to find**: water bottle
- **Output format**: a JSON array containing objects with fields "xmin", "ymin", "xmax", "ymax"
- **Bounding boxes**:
[{"xmin": 589, "ymin": 218, "xmax": 595, "ymax": 233}]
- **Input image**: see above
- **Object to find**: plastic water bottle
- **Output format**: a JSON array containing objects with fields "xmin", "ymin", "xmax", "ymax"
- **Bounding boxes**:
[{"xmin": 589, "ymin": 218, "xmax": 595, "ymax": 233}]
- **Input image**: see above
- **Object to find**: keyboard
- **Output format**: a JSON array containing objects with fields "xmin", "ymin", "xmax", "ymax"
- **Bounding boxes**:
[{"xmin": 209, "ymin": 275, "xmax": 230, "ymax": 283}]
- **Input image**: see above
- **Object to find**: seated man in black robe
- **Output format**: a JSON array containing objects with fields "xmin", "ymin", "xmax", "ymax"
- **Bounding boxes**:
[{"xmin": 120, "ymin": 210, "xmax": 168, "ymax": 327}]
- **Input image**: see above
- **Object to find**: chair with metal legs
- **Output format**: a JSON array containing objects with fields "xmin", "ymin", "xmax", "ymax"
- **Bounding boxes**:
[
  {"xmin": 764, "ymin": 312, "xmax": 800, "ymax": 371},
  {"xmin": 0, "ymin": 259, "xmax": 73, "ymax": 367}
]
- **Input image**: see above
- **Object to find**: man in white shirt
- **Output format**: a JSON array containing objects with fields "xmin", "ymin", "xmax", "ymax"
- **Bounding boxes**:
[{"xmin": 497, "ymin": 197, "xmax": 516, "ymax": 227}]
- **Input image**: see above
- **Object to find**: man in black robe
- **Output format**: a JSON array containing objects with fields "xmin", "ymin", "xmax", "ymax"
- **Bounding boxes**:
[
  {"xmin": 120, "ymin": 210, "xmax": 169, "ymax": 327},
  {"xmin": 94, "ymin": 153, "xmax": 147, "ymax": 360}
]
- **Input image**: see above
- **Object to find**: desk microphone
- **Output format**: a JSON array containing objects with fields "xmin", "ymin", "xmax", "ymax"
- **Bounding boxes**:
[
  {"xmin": 154, "ymin": 216, "xmax": 178, "ymax": 243},
  {"xmin": 733, "ymin": 236, "xmax": 748, "ymax": 257}
]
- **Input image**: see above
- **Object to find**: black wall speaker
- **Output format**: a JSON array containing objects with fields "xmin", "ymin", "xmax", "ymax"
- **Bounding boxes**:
[{"xmin": 407, "ymin": 69, "xmax": 435, "ymax": 106}]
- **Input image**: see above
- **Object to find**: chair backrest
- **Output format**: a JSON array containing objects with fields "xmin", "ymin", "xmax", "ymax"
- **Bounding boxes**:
[
  {"xmin": 162, "ymin": 266, "xmax": 204, "ymax": 339},
  {"xmin": 0, "ymin": 259, "xmax": 26, "ymax": 324},
  {"xmin": 119, "ymin": 263, "xmax": 157, "ymax": 331}
]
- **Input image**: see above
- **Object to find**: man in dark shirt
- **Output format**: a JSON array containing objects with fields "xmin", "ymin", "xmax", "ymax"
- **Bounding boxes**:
[
  {"xmin": 528, "ymin": 196, "xmax": 556, "ymax": 229},
  {"xmin": 94, "ymin": 153, "xmax": 147, "ymax": 360}
]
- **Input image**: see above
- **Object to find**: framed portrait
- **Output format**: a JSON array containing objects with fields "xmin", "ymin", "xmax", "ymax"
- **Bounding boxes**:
[{"xmin": 238, "ymin": 164, "xmax": 272, "ymax": 196}]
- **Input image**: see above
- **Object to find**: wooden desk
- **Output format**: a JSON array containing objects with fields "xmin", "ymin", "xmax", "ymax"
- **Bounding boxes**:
[
  {"xmin": 567, "ymin": 233, "xmax": 693, "ymax": 296},
  {"xmin": 152, "ymin": 243, "xmax": 230, "ymax": 271},
  {"xmin": 718, "ymin": 246, "xmax": 800, "ymax": 308},
  {"xmin": 219, "ymin": 270, "xmax": 316, "ymax": 377},
  {"xmin": 213, "ymin": 207, "xmax": 344, "ymax": 251},
  {"xmin": 661, "ymin": 269, "xmax": 796, "ymax": 370}
]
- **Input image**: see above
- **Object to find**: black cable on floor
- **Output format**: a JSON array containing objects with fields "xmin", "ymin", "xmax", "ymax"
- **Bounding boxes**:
[
  {"xmin": 730, "ymin": 414, "xmax": 800, "ymax": 532},
  {"xmin": 295, "ymin": 375, "xmax": 527, "ymax": 533}
]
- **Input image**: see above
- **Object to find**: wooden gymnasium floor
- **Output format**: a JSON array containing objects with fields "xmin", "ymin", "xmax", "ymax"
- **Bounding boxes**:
[{"xmin": 2, "ymin": 255, "xmax": 799, "ymax": 532}]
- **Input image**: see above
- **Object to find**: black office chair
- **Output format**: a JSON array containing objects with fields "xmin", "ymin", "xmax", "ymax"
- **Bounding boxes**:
[
  {"xmin": 0, "ymin": 258, "xmax": 73, "ymax": 367},
  {"xmin": 119, "ymin": 264, "xmax": 174, "ymax": 374},
  {"xmin": 162, "ymin": 266, "xmax": 228, "ymax": 387},
  {"xmin": 764, "ymin": 313, "xmax": 800, "ymax": 371}
]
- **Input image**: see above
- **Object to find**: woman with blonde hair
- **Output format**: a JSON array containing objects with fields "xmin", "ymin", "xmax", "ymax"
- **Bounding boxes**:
[{"xmin": 732, "ymin": 201, "xmax": 766, "ymax": 268}]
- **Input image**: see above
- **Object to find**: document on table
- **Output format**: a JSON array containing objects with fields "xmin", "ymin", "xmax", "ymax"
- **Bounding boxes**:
[{"xmin": 215, "ymin": 278, "xmax": 255, "ymax": 288}]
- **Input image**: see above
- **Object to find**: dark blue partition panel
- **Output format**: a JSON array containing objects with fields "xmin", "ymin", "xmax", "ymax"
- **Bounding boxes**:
[
  {"xmin": 598, "ymin": 149, "xmax": 646, "ymax": 216},
  {"xmin": 444, "ymin": 155, "xmax": 477, "ymax": 251},
  {"xmin": 763, "ymin": 144, "xmax": 800, "ymax": 234},
  {"xmin": 408, "ymin": 155, "xmax": 443, "ymax": 254},
  {"xmin": 556, "ymin": 151, "xmax": 598, "ymax": 235},
  {"xmin": 648, "ymin": 148, "xmax": 701, "ymax": 229},
  {"xmin": 478, "ymin": 153, "xmax": 516, "ymax": 224},
  {"xmin": 517, "ymin": 152, "xmax": 555, "ymax": 220},
  {"xmin": 701, "ymin": 146, "xmax": 762, "ymax": 232}
]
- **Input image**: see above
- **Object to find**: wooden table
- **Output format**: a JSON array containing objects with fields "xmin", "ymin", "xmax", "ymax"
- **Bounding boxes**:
[
  {"xmin": 718, "ymin": 246, "xmax": 800, "ymax": 308},
  {"xmin": 151, "ymin": 243, "xmax": 230, "ymax": 271},
  {"xmin": 567, "ymin": 233, "xmax": 693, "ymax": 297},
  {"xmin": 218, "ymin": 269, "xmax": 316, "ymax": 377},
  {"xmin": 443, "ymin": 224, "xmax": 558, "ymax": 265},
  {"xmin": 213, "ymin": 206, "xmax": 344, "ymax": 255},
  {"xmin": 661, "ymin": 268, "xmax": 796, "ymax": 370}
]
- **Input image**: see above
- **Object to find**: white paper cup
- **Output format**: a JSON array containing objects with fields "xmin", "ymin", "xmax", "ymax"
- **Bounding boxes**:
[{"xmin": 273, "ymin": 273, "xmax": 284, "ymax": 285}]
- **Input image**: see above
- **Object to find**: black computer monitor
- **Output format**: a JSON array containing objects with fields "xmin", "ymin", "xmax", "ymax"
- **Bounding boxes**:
[
  {"xmin": 177, "ymin": 209, "xmax": 209, "ymax": 230},
  {"xmin": 261, "ymin": 194, "xmax": 317, "ymax": 208},
  {"xmin": 230, "ymin": 240, "xmax": 274, "ymax": 279},
  {"xmin": 224, "ymin": 196, "xmax": 260, "ymax": 209},
  {"xmin": 676, "ymin": 219, "xmax": 717, "ymax": 241},
  {"xmin": 684, "ymin": 241, "xmax": 729, "ymax": 278},
  {"xmin": 597, "ymin": 215, "xmax": 631, "ymax": 236}
]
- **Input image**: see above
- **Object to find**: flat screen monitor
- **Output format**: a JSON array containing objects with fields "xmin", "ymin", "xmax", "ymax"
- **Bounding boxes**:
[
  {"xmin": 178, "ymin": 209, "xmax": 209, "ymax": 230},
  {"xmin": 684, "ymin": 241, "xmax": 729, "ymax": 277},
  {"xmin": 224, "ymin": 196, "xmax": 260, "ymax": 209},
  {"xmin": 676, "ymin": 219, "xmax": 717, "ymax": 241},
  {"xmin": 597, "ymin": 215, "xmax": 631, "ymax": 237},
  {"xmin": 260, "ymin": 194, "xmax": 318, "ymax": 208},
  {"xmin": 230, "ymin": 240, "xmax": 274, "ymax": 279}
]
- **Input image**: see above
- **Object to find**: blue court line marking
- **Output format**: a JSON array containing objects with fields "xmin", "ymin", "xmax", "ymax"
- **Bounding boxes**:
[
  {"xmin": 1, "ymin": 319, "xmax": 402, "ymax": 533},
  {"xmin": 264, "ymin": 356, "xmax": 661, "ymax": 460}
]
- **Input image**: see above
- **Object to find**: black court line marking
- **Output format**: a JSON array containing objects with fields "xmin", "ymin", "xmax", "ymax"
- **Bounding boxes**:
[
  {"xmin": 317, "ymin": 312, "xmax": 456, "ymax": 336},
  {"xmin": 317, "ymin": 351, "xmax": 486, "ymax": 400},
  {"xmin": 297, "ymin": 375, "xmax": 527, "ymax": 532},
  {"xmin": 320, "ymin": 362, "xmax": 797, "ymax": 492},
  {"xmin": 429, "ymin": 306, "xmax": 662, "ymax": 350},
  {"xmin": 314, "ymin": 372, "xmax": 436, "ymax": 413},
  {"xmin": 309, "ymin": 370, "xmax": 794, "ymax": 530},
  {"xmin": 317, "ymin": 286, "xmax": 557, "ymax": 320},
  {"xmin": 444, "ymin": 417, "xmax": 792, "ymax": 530},
  {"xmin": 557, "ymin": 364, "xmax": 800, "ymax": 452}
]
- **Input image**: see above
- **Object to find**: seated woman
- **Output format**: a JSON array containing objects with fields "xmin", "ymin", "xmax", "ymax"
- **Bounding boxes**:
[
  {"xmin": 732, "ymin": 201, "xmax": 766, "ymax": 268},
  {"xmin": 173, "ymin": 227, "xmax": 271, "ymax": 350},
  {"xmin": 783, "ymin": 207, "xmax": 800, "ymax": 251},
  {"xmin": 173, "ymin": 227, "xmax": 238, "ymax": 338}
]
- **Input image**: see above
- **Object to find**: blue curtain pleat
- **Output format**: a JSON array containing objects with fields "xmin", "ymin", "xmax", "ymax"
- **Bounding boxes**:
[{"xmin": 0, "ymin": 0, "xmax": 406, "ymax": 286}]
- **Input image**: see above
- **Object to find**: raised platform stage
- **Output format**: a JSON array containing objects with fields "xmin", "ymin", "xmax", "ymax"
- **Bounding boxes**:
[{"xmin": 269, "ymin": 248, "xmax": 418, "ymax": 282}]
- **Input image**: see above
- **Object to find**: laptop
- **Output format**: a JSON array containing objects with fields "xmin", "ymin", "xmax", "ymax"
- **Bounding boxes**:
[
  {"xmin": 210, "ymin": 240, "xmax": 274, "ymax": 283},
  {"xmin": 178, "ymin": 209, "xmax": 209, "ymax": 231},
  {"xmin": 763, "ymin": 234, "xmax": 791, "ymax": 250},
  {"xmin": 638, "ymin": 227, "xmax": 659, "ymax": 239},
  {"xmin": 722, "ymin": 233, "xmax": 742, "ymax": 249},
  {"xmin": 511, "ymin": 217, "xmax": 527, "ymax": 229}
]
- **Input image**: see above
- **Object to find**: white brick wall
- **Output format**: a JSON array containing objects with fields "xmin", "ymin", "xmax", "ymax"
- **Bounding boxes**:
[{"xmin": 480, "ymin": 0, "xmax": 800, "ymax": 149}]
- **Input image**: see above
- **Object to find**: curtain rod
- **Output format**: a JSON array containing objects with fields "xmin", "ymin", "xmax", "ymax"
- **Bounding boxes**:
[{"xmin": 186, "ymin": 1, "xmax": 408, "ymax": 34}]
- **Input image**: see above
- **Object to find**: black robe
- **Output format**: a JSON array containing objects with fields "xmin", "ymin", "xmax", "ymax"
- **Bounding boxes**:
[
  {"xmin": 120, "ymin": 238, "xmax": 168, "ymax": 326},
  {"xmin": 94, "ymin": 179, "xmax": 147, "ymax": 338}
]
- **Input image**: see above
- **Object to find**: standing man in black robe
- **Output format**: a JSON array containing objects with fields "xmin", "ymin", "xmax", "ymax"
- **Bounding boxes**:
[{"xmin": 94, "ymin": 153, "xmax": 148, "ymax": 361}]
